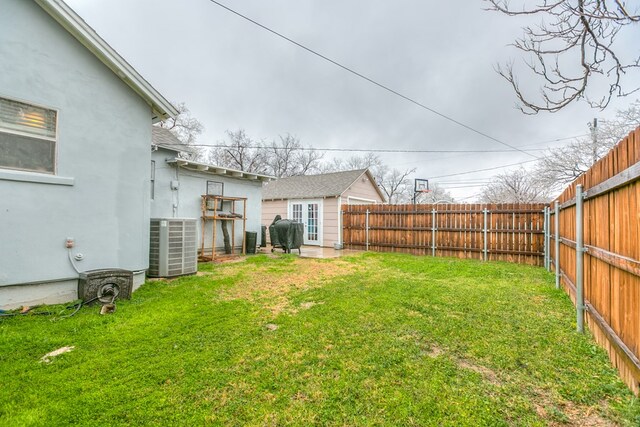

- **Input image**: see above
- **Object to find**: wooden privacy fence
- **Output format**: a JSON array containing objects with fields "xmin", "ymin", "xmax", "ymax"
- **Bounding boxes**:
[
  {"xmin": 342, "ymin": 203, "xmax": 546, "ymax": 266},
  {"xmin": 546, "ymin": 127, "xmax": 640, "ymax": 394},
  {"xmin": 341, "ymin": 128, "xmax": 640, "ymax": 394}
]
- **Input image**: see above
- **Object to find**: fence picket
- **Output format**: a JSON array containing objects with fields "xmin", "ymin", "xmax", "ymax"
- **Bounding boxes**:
[
  {"xmin": 343, "ymin": 203, "xmax": 545, "ymax": 266},
  {"xmin": 340, "ymin": 127, "xmax": 640, "ymax": 396}
]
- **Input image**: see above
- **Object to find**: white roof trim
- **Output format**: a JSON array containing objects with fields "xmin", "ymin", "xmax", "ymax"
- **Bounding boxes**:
[
  {"xmin": 35, "ymin": 0, "xmax": 179, "ymax": 122},
  {"xmin": 166, "ymin": 158, "xmax": 276, "ymax": 182},
  {"xmin": 152, "ymin": 144, "xmax": 183, "ymax": 154}
]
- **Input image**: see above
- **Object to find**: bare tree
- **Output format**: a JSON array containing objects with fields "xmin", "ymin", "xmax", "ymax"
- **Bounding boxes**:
[
  {"xmin": 155, "ymin": 102, "xmax": 204, "ymax": 160},
  {"xmin": 319, "ymin": 152, "xmax": 384, "ymax": 173},
  {"xmin": 267, "ymin": 134, "xmax": 324, "ymax": 177},
  {"xmin": 207, "ymin": 129, "xmax": 269, "ymax": 174},
  {"xmin": 535, "ymin": 99, "xmax": 640, "ymax": 191},
  {"xmin": 597, "ymin": 98, "xmax": 640, "ymax": 144},
  {"xmin": 480, "ymin": 167, "xmax": 550, "ymax": 203},
  {"xmin": 207, "ymin": 130, "xmax": 324, "ymax": 177},
  {"xmin": 375, "ymin": 165, "xmax": 417, "ymax": 204},
  {"xmin": 486, "ymin": 0, "xmax": 640, "ymax": 113},
  {"xmin": 321, "ymin": 153, "xmax": 415, "ymax": 203}
]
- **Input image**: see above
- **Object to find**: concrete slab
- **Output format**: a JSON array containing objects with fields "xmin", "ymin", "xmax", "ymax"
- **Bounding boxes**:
[{"xmin": 299, "ymin": 246, "xmax": 363, "ymax": 259}]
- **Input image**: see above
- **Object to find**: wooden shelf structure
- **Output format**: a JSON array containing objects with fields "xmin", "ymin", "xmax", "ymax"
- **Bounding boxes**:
[{"xmin": 200, "ymin": 195, "xmax": 247, "ymax": 261}]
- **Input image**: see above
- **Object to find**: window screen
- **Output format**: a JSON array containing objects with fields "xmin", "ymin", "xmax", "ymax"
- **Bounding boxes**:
[
  {"xmin": 0, "ymin": 97, "xmax": 57, "ymax": 173},
  {"xmin": 0, "ymin": 97, "xmax": 57, "ymax": 139},
  {"xmin": 206, "ymin": 181, "xmax": 224, "ymax": 196}
]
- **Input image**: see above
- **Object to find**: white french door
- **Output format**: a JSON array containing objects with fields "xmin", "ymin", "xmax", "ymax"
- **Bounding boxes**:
[{"xmin": 289, "ymin": 200, "xmax": 322, "ymax": 246}]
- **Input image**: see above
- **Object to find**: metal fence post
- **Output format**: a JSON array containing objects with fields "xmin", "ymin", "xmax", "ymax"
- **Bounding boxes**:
[
  {"xmin": 543, "ymin": 206, "xmax": 549, "ymax": 271},
  {"xmin": 483, "ymin": 208, "xmax": 488, "ymax": 262},
  {"xmin": 576, "ymin": 184, "xmax": 585, "ymax": 333},
  {"xmin": 365, "ymin": 209, "xmax": 370, "ymax": 251},
  {"xmin": 548, "ymin": 206, "xmax": 552, "ymax": 271},
  {"xmin": 431, "ymin": 209, "xmax": 436, "ymax": 257},
  {"xmin": 554, "ymin": 200, "xmax": 560, "ymax": 290}
]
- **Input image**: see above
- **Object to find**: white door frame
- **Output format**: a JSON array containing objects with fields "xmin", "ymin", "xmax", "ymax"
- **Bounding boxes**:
[{"xmin": 288, "ymin": 199, "xmax": 323, "ymax": 246}]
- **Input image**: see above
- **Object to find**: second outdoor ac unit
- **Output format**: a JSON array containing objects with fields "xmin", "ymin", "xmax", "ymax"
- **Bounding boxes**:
[{"xmin": 149, "ymin": 218, "xmax": 198, "ymax": 277}]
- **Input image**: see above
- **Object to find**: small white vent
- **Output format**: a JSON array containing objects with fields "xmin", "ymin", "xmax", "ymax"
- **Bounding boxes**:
[{"xmin": 149, "ymin": 218, "xmax": 198, "ymax": 277}]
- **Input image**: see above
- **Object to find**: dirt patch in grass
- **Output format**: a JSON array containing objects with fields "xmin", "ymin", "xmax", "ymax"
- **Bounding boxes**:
[
  {"xmin": 398, "ymin": 331, "xmax": 501, "ymax": 385},
  {"xmin": 457, "ymin": 358, "xmax": 501, "ymax": 386},
  {"xmin": 561, "ymin": 401, "xmax": 614, "ymax": 427},
  {"xmin": 217, "ymin": 258, "xmax": 361, "ymax": 314},
  {"xmin": 196, "ymin": 271, "xmax": 214, "ymax": 277},
  {"xmin": 425, "ymin": 344, "xmax": 444, "ymax": 358},
  {"xmin": 299, "ymin": 301, "xmax": 324, "ymax": 310},
  {"xmin": 531, "ymin": 390, "xmax": 614, "ymax": 426},
  {"xmin": 397, "ymin": 331, "xmax": 445, "ymax": 359},
  {"xmin": 213, "ymin": 257, "xmax": 249, "ymax": 264}
]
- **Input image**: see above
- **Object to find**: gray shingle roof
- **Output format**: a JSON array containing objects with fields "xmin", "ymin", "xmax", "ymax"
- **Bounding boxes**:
[
  {"xmin": 262, "ymin": 169, "xmax": 371, "ymax": 200},
  {"xmin": 152, "ymin": 127, "xmax": 183, "ymax": 152}
]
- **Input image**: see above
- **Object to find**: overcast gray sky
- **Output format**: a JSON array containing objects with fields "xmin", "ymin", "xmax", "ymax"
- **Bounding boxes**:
[{"xmin": 66, "ymin": 0, "xmax": 640, "ymax": 201}]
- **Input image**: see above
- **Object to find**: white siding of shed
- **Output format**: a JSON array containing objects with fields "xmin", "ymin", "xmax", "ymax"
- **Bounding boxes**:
[
  {"xmin": 343, "ymin": 173, "xmax": 384, "ymax": 204},
  {"xmin": 322, "ymin": 197, "xmax": 340, "ymax": 248},
  {"xmin": 261, "ymin": 199, "xmax": 288, "ymax": 244}
]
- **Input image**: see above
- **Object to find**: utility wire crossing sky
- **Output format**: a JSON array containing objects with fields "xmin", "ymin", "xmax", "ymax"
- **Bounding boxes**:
[
  {"xmin": 65, "ymin": 0, "xmax": 640, "ymax": 200},
  {"xmin": 206, "ymin": 0, "xmax": 541, "ymax": 159}
]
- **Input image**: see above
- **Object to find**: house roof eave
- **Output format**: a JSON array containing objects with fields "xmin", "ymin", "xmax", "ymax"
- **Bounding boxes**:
[
  {"xmin": 35, "ymin": 0, "xmax": 178, "ymax": 122},
  {"xmin": 166, "ymin": 158, "xmax": 276, "ymax": 182}
]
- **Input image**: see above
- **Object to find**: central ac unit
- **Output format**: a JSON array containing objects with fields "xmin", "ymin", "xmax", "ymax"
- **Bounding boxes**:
[{"xmin": 149, "ymin": 218, "xmax": 198, "ymax": 277}]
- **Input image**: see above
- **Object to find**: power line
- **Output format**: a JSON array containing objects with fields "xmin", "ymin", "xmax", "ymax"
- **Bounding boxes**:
[
  {"xmin": 205, "ymin": 0, "xmax": 540, "ymax": 159},
  {"xmin": 454, "ymin": 193, "xmax": 482, "ymax": 201},
  {"xmin": 427, "ymin": 159, "xmax": 538, "ymax": 180},
  {"xmin": 180, "ymin": 143, "xmax": 545, "ymax": 154},
  {"xmin": 390, "ymin": 133, "xmax": 588, "ymax": 166},
  {"xmin": 168, "ymin": 131, "xmax": 586, "ymax": 154},
  {"xmin": 437, "ymin": 184, "xmax": 489, "ymax": 189},
  {"xmin": 435, "ymin": 178, "xmax": 493, "ymax": 182},
  {"xmin": 436, "ymin": 181, "xmax": 491, "ymax": 185},
  {"xmin": 515, "ymin": 133, "xmax": 590, "ymax": 148}
]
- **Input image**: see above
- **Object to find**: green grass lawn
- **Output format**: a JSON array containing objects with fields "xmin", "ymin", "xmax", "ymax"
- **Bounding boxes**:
[{"xmin": 1, "ymin": 253, "xmax": 639, "ymax": 426}]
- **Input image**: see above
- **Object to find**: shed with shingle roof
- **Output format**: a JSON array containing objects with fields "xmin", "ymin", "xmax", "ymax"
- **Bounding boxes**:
[{"xmin": 262, "ymin": 169, "xmax": 385, "ymax": 248}]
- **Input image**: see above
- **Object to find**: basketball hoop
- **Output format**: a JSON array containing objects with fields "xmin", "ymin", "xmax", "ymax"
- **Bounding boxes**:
[
  {"xmin": 413, "ymin": 178, "xmax": 430, "ymax": 204},
  {"xmin": 415, "ymin": 179, "xmax": 429, "ymax": 192}
]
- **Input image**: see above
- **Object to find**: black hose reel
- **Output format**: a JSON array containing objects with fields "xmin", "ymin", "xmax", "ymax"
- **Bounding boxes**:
[{"xmin": 97, "ymin": 282, "xmax": 120, "ymax": 303}]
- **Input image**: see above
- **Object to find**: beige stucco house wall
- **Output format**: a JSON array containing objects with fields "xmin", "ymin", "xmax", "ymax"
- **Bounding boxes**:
[{"xmin": 262, "ymin": 169, "xmax": 385, "ymax": 248}]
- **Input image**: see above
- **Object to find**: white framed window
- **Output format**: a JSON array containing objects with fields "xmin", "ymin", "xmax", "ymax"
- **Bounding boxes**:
[
  {"xmin": 206, "ymin": 180, "xmax": 224, "ymax": 196},
  {"xmin": 291, "ymin": 203, "xmax": 303, "ymax": 223},
  {"xmin": 0, "ymin": 96, "xmax": 58, "ymax": 174}
]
